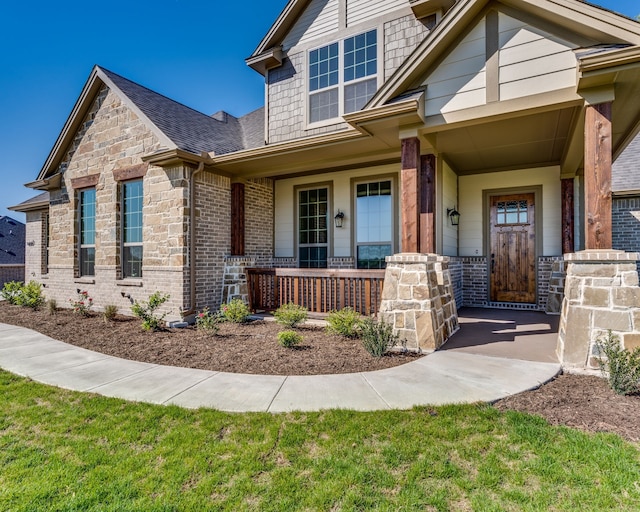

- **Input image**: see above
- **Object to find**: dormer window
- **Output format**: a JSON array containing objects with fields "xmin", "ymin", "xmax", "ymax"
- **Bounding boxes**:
[{"xmin": 309, "ymin": 29, "xmax": 378, "ymax": 124}]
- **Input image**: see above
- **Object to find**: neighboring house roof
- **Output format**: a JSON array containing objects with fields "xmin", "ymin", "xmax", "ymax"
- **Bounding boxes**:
[
  {"xmin": 9, "ymin": 192, "xmax": 50, "ymax": 213},
  {"xmin": 613, "ymin": 133, "xmax": 640, "ymax": 193},
  {"xmin": 0, "ymin": 216, "xmax": 25, "ymax": 265},
  {"xmin": 35, "ymin": 66, "xmax": 265, "ymax": 182}
]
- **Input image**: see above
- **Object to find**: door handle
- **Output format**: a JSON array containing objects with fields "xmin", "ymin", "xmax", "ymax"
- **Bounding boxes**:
[{"xmin": 491, "ymin": 253, "xmax": 495, "ymax": 274}]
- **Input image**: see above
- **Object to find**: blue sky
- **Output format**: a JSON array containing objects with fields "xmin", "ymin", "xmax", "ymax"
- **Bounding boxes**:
[{"xmin": 0, "ymin": 0, "xmax": 638, "ymax": 220}]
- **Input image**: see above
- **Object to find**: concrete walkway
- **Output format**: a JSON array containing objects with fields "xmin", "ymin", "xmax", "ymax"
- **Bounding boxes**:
[{"xmin": 0, "ymin": 318, "xmax": 560, "ymax": 413}]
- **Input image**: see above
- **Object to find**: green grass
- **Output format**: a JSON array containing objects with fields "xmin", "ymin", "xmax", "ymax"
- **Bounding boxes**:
[{"xmin": 1, "ymin": 370, "xmax": 639, "ymax": 511}]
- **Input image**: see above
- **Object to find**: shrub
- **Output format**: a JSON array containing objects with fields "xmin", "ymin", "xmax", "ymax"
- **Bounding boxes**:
[
  {"xmin": 326, "ymin": 307, "xmax": 363, "ymax": 338},
  {"xmin": 69, "ymin": 290, "xmax": 93, "ymax": 316},
  {"xmin": 274, "ymin": 302, "xmax": 308, "ymax": 328},
  {"xmin": 360, "ymin": 317, "xmax": 401, "ymax": 358},
  {"xmin": 131, "ymin": 292, "xmax": 170, "ymax": 331},
  {"xmin": 103, "ymin": 305, "xmax": 118, "ymax": 323},
  {"xmin": 220, "ymin": 298, "xmax": 251, "ymax": 324},
  {"xmin": 196, "ymin": 307, "xmax": 221, "ymax": 335},
  {"xmin": 278, "ymin": 330, "xmax": 303, "ymax": 348},
  {"xmin": 1, "ymin": 281, "xmax": 23, "ymax": 305},
  {"xmin": 47, "ymin": 299, "xmax": 57, "ymax": 316},
  {"xmin": 596, "ymin": 330, "xmax": 640, "ymax": 395}
]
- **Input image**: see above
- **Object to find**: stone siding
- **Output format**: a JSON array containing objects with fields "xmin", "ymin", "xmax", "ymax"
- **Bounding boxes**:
[{"xmin": 612, "ymin": 196, "xmax": 640, "ymax": 273}]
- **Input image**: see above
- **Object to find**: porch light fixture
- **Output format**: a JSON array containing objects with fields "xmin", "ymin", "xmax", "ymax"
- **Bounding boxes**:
[
  {"xmin": 447, "ymin": 207, "xmax": 461, "ymax": 226},
  {"xmin": 334, "ymin": 210, "xmax": 345, "ymax": 228}
]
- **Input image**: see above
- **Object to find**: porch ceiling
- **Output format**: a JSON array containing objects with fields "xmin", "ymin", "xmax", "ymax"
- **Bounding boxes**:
[{"xmin": 429, "ymin": 107, "xmax": 578, "ymax": 175}]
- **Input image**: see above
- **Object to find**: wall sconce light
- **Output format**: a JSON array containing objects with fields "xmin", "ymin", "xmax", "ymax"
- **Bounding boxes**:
[
  {"xmin": 447, "ymin": 207, "xmax": 461, "ymax": 226},
  {"xmin": 334, "ymin": 210, "xmax": 345, "ymax": 228},
  {"xmin": 120, "ymin": 291, "xmax": 132, "ymax": 300}
]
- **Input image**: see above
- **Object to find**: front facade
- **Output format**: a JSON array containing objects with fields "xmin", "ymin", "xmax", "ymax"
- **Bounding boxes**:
[{"xmin": 12, "ymin": 0, "xmax": 640, "ymax": 358}]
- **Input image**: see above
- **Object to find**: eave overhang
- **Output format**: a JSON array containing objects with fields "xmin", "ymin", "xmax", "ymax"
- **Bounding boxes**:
[
  {"xmin": 410, "ymin": 0, "xmax": 456, "ymax": 19},
  {"xmin": 246, "ymin": 47, "xmax": 284, "ymax": 76},
  {"xmin": 142, "ymin": 149, "xmax": 213, "ymax": 168},
  {"xmin": 344, "ymin": 93, "xmax": 425, "ymax": 132},
  {"xmin": 8, "ymin": 199, "xmax": 49, "ymax": 213},
  {"xmin": 25, "ymin": 172, "xmax": 62, "ymax": 191}
]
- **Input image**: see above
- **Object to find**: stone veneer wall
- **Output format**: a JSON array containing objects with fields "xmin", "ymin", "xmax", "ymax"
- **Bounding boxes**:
[
  {"xmin": 24, "ymin": 210, "xmax": 47, "ymax": 280},
  {"xmin": 557, "ymin": 250, "xmax": 640, "ymax": 369},
  {"xmin": 545, "ymin": 259, "xmax": 566, "ymax": 314},
  {"xmin": 379, "ymin": 254, "xmax": 459, "ymax": 352},
  {"xmin": 612, "ymin": 196, "xmax": 640, "ymax": 273}
]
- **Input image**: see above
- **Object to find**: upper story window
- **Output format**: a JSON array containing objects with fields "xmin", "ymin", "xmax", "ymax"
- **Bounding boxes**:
[
  {"xmin": 79, "ymin": 189, "xmax": 96, "ymax": 276},
  {"xmin": 122, "ymin": 180, "xmax": 143, "ymax": 278},
  {"xmin": 309, "ymin": 29, "xmax": 377, "ymax": 124}
]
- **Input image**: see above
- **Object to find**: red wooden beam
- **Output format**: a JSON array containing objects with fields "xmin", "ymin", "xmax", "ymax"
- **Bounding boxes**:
[
  {"xmin": 231, "ymin": 182, "xmax": 245, "ymax": 255},
  {"xmin": 401, "ymin": 138, "xmax": 421, "ymax": 253},
  {"xmin": 584, "ymin": 102, "xmax": 612, "ymax": 250},
  {"xmin": 420, "ymin": 154, "xmax": 436, "ymax": 254},
  {"xmin": 561, "ymin": 178, "xmax": 574, "ymax": 254}
]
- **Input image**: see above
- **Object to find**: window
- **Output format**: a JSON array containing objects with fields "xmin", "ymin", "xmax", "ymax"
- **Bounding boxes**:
[
  {"xmin": 355, "ymin": 180, "xmax": 393, "ymax": 269},
  {"xmin": 298, "ymin": 187, "xmax": 328, "ymax": 268},
  {"xmin": 309, "ymin": 29, "xmax": 377, "ymax": 123},
  {"xmin": 122, "ymin": 180, "xmax": 143, "ymax": 278},
  {"xmin": 496, "ymin": 199, "xmax": 529, "ymax": 225},
  {"xmin": 79, "ymin": 189, "xmax": 96, "ymax": 276}
]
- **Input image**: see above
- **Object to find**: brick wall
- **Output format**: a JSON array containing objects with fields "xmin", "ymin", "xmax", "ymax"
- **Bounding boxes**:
[
  {"xmin": 0, "ymin": 266, "xmax": 25, "ymax": 287},
  {"xmin": 244, "ymin": 178, "xmax": 274, "ymax": 266},
  {"xmin": 24, "ymin": 211, "xmax": 46, "ymax": 280},
  {"xmin": 613, "ymin": 196, "xmax": 640, "ymax": 273}
]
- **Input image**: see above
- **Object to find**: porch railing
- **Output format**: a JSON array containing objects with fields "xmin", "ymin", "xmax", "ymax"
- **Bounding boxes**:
[{"xmin": 246, "ymin": 268, "xmax": 386, "ymax": 316}]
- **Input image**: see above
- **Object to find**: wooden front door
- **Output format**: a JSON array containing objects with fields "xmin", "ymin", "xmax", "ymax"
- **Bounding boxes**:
[{"xmin": 490, "ymin": 193, "xmax": 536, "ymax": 303}]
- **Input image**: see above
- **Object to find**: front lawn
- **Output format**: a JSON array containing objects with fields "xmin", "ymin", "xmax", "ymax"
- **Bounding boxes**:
[{"xmin": 1, "ymin": 370, "xmax": 639, "ymax": 511}]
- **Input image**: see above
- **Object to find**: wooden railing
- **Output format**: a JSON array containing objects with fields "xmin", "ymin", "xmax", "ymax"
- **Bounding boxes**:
[{"xmin": 246, "ymin": 268, "xmax": 386, "ymax": 316}]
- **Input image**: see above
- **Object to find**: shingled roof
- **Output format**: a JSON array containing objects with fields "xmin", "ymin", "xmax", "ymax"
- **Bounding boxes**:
[
  {"xmin": 0, "ymin": 216, "xmax": 25, "ymax": 265},
  {"xmin": 100, "ymin": 67, "xmax": 265, "ymax": 156},
  {"xmin": 613, "ymin": 133, "xmax": 640, "ymax": 193}
]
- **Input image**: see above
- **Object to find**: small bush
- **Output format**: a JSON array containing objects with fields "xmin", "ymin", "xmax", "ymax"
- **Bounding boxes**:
[
  {"xmin": 15, "ymin": 281, "xmax": 45, "ymax": 309},
  {"xmin": 103, "ymin": 305, "xmax": 118, "ymax": 323},
  {"xmin": 47, "ymin": 299, "xmax": 57, "ymax": 316},
  {"xmin": 360, "ymin": 317, "xmax": 400, "ymax": 358},
  {"xmin": 1, "ymin": 281, "xmax": 23, "ymax": 305},
  {"xmin": 326, "ymin": 307, "xmax": 363, "ymax": 338},
  {"xmin": 596, "ymin": 330, "xmax": 640, "ymax": 395},
  {"xmin": 274, "ymin": 302, "xmax": 308, "ymax": 328},
  {"xmin": 131, "ymin": 292, "xmax": 170, "ymax": 331},
  {"xmin": 196, "ymin": 307, "xmax": 221, "ymax": 335},
  {"xmin": 220, "ymin": 298, "xmax": 251, "ymax": 324},
  {"xmin": 278, "ymin": 330, "xmax": 303, "ymax": 348},
  {"xmin": 70, "ymin": 290, "xmax": 93, "ymax": 316}
]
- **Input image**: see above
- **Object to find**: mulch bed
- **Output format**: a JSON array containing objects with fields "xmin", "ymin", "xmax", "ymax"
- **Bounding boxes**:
[
  {"xmin": 0, "ymin": 302, "xmax": 421, "ymax": 376},
  {"xmin": 1, "ymin": 302, "xmax": 639, "ymax": 443}
]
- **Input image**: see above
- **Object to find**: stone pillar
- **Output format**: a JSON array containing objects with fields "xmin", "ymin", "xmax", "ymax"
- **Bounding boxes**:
[
  {"xmin": 379, "ymin": 253, "xmax": 459, "ymax": 352},
  {"xmin": 221, "ymin": 256, "xmax": 255, "ymax": 305},
  {"xmin": 557, "ymin": 250, "xmax": 640, "ymax": 369}
]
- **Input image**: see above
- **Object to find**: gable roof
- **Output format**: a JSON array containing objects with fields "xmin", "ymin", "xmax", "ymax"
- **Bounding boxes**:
[
  {"xmin": 0, "ymin": 216, "xmax": 25, "ymax": 265},
  {"xmin": 9, "ymin": 192, "xmax": 50, "ymax": 213},
  {"xmin": 35, "ymin": 66, "xmax": 265, "ymax": 182},
  {"xmin": 368, "ymin": 0, "xmax": 640, "ymax": 109}
]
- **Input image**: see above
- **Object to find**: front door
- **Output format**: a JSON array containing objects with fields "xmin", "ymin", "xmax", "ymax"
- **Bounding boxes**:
[{"xmin": 489, "ymin": 193, "xmax": 536, "ymax": 303}]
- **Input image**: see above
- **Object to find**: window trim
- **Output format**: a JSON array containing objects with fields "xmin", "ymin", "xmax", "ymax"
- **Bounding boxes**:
[
  {"xmin": 306, "ymin": 28, "xmax": 381, "ymax": 129},
  {"xmin": 294, "ymin": 182, "xmax": 333, "ymax": 268},
  {"xmin": 351, "ymin": 174, "xmax": 398, "ymax": 269},
  {"xmin": 77, "ymin": 187, "xmax": 96, "ymax": 277},
  {"xmin": 120, "ymin": 179, "xmax": 144, "ymax": 279}
]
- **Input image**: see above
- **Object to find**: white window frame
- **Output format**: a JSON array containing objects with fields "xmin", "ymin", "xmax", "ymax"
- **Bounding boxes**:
[{"xmin": 306, "ymin": 28, "xmax": 380, "ymax": 129}]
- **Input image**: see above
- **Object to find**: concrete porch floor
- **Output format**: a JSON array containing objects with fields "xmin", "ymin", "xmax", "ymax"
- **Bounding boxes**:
[{"xmin": 441, "ymin": 307, "xmax": 560, "ymax": 363}]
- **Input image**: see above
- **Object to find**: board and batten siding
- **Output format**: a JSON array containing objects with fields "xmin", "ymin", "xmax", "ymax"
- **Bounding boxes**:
[
  {"xmin": 498, "ymin": 13, "xmax": 578, "ymax": 101},
  {"xmin": 423, "ymin": 11, "xmax": 578, "ymax": 117},
  {"xmin": 441, "ymin": 160, "xmax": 458, "ymax": 257},
  {"xmin": 274, "ymin": 165, "xmax": 400, "ymax": 259},
  {"xmin": 457, "ymin": 166, "xmax": 562, "ymax": 258}
]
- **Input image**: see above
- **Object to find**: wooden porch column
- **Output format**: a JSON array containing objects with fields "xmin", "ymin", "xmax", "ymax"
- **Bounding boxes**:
[
  {"xmin": 231, "ymin": 182, "xmax": 245, "ymax": 256},
  {"xmin": 420, "ymin": 154, "xmax": 436, "ymax": 254},
  {"xmin": 401, "ymin": 137, "xmax": 421, "ymax": 253},
  {"xmin": 584, "ymin": 102, "xmax": 612, "ymax": 249},
  {"xmin": 561, "ymin": 178, "xmax": 574, "ymax": 254}
]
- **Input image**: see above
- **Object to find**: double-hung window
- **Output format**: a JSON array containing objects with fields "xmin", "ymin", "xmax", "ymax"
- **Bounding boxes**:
[
  {"xmin": 309, "ymin": 29, "xmax": 377, "ymax": 124},
  {"xmin": 79, "ymin": 189, "xmax": 96, "ymax": 276},
  {"xmin": 122, "ymin": 180, "xmax": 143, "ymax": 278}
]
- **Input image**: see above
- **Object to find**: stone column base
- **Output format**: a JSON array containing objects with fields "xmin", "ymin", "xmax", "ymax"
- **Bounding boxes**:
[
  {"xmin": 221, "ymin": 256, "xmax": 256, "ymax": 305},
  {"xmin": 379, "ymin": 253, "xmax": 459, "ymax": 352},
  {"xmin": 558, "ymin": 250, "xmax": 640, "ymax": 369}
]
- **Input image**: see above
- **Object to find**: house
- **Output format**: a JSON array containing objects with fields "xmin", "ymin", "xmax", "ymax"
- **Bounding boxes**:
[
  {"xmin": 613, "ymin": 133, "xmax": 640, "ymax": 267},
  {"xmin": 10, "ymin": 0, "xmax": 640, "ymax": 366},
  {"xmin": 0, "ymin": 216, "xmax": 25, "ymax": 287}
]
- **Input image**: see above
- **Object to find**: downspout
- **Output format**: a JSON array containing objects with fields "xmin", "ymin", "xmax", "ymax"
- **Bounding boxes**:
[{"xmin": 186, "ymin": 160, "xmax": 206, "ymax": 316}]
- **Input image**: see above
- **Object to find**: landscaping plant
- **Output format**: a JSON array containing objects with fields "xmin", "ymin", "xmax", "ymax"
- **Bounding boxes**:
[
  {"xmin": 131, "ymin": 292, "xmax": 170, "ymax": 331},
  {"xmin": 277, "ymin": 329, "xmax": 303, "ymax": 348},
  {"xmin": 219, "ymin": 298, "xmax": 251, "ymax": 323},
  {"xmin": 103, "ymin": 305, "xmax": 118, "ymax": 323},
  {"xmin": 326, "ymin": 307, "xmax": 363, "ymax": 338},
  {"xmin": 360, "ymin": 316, "xmax": 401, "ymax": 357},
  {"xmin": 274, "ymin": 302, "xmax": 308, "ymax": 328},
  {"xmin": 1, "ymin": 280, "xmax": 45, "ymax": 309},
  {"xmin": 69, "ymin": 290, "xmax": 93, "ymax": 316},
  {"xmin": 1, "ymin": 281, "xmax": 23, "ymax": 305},
  {"xmin": 196, "ymin": 307, "xmax": 221, "ymax": 335},
  {"xmin": 47, "ymin": 299, "xmax": 57, "ymax": 316},
  {"xmin": 596, "ymin": 330, "xmax": 640, "ymax": 395}
]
